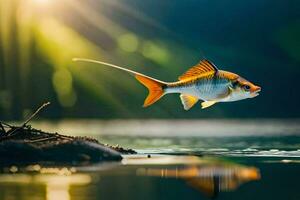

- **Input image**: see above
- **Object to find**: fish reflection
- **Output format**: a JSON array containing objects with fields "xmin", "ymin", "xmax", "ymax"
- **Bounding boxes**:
[{"xmin": 138, "ymin": 164, "xmax": 260, "ymax": 198}]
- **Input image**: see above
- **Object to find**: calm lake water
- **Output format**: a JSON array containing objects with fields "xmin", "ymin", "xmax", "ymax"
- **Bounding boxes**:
[{"xmin": 0, "ymin": 120, "xmax": 299, "ymax": 200}]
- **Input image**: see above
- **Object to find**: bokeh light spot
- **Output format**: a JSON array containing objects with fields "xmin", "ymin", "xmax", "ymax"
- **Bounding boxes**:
[
  {"xmin": 142, "ymin": 41, "xmax": 170, "ymax": 65},
  {"xmin": 117, "ymin": 33, "xmax": 139, "ymax": 52},
  {"xmin": 52, "ymin": 69, "xmax": 73, "ymax": 96},
  {"xmin": 52, "ymin": 69, "xmax": 77, "ymax": 107}
]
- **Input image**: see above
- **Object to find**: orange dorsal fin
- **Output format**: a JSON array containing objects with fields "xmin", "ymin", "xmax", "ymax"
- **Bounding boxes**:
[{"xmin": 178, "ymin": 59, "xmax": 218, "ymax": 80}]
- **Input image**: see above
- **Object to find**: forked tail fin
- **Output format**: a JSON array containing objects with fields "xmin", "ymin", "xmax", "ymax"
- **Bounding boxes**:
[
  {"xmin": 135, "ymin": 75, "xmax": 166, "ymax": 107},
  {"xmin": 72, "ymin": 58, "xmax": 167, "ymax": 107}
]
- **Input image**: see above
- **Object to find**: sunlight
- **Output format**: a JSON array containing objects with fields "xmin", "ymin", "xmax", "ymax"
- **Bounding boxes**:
[
  {"xmin": 33, "ymin": 0, "xmax": 51, "ymax": 5},
  {"xmin": 47, "ymin": 184, "xmax": 70, "ymax": 200},
  {"xmin": 34, "ymin": 18, "xmax": 98, "ymax": 107},
  {"xmin": 0, "ymin": 173, "xmax": 91, "ymax": 200},
  {"xmin": 0, "ymin": 0, "xmax": 179, "ymax": 117},
  {"xmin": 41, "ymin": 174, "xmax": 91, "ymax": 200}
]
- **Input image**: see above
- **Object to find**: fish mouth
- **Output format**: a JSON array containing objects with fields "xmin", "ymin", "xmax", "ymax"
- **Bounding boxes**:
[{"xmin": 251, "ymin": 88, "xmax": 261, "ymax": 97}]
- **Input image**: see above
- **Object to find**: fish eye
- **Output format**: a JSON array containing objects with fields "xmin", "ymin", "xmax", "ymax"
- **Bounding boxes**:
[{"xmin": 244, "ymin": 85, "xmax": 251, "ymax": 91}]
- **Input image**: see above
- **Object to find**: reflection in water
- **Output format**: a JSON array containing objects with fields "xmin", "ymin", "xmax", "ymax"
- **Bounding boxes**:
[
  {"xmin": 0, "ymin": 168, "xmax": 91, "ymax": 200},
  {"xmin": 41, "ymin": 175, "xmax": 91, "ymax": 200},
  {"xmin": 47, "ymin": 180, "xmax": 70, "ymax": 200},
  {"xmin": 137, "ymin": 162, "xmax": 260, "ymax": 198},
  {"xmin": 0, "ymin": 156, "xmax": 262, "ymax": 200}
]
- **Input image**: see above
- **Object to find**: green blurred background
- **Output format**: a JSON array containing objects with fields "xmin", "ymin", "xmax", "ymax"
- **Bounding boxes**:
[{"xmin": 0, "ymin": 0, "xmax": 299, "ymax": 120}]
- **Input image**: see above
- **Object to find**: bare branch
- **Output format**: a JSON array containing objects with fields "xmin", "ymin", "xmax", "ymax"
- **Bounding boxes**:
[
  {"xmin": 22, "ymin": 102, "xmax": 51, "ymax": 126},
  {"xmin": 4, "ymin": 102, "xmax": 51, "ymax": 137},
  {"xmin": 0, "ymin": 121, "xmax": 13, "ymax": 128},
  {"xmin": 0, "ymin": 122, "xmax": 5, "ymax": 134}
]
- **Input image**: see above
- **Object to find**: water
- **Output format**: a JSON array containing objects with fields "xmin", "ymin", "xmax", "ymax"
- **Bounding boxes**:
[
  {"xmin": 99, "ymin": 135, "xmax": 300, "ymax": 157},
  {"xmin": 0, "ymin": 120, "xmax": 299, "ymax": 200}
]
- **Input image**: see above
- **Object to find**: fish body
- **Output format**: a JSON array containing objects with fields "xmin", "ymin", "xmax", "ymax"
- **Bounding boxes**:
[
  {"xmin": 73, "ymin": 58, "xmax": 261, "ymax": 110},
  {"xmin": 166, "ymin": 70, "xmax": 234, "ymax": 101}
]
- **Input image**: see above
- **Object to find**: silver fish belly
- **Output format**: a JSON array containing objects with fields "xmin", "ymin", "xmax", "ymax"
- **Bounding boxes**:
[
  {"xmin": 165, "ymin": 77, "xmax": 230, "ymax": 101},
  {"xmin": 195, "ymin": 77, "xmax": 230, "ymax": 101}
]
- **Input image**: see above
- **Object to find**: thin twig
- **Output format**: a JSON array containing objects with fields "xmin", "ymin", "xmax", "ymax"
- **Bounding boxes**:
[
  {"xmin": 23, "ymin": 102, "xmax": 51, "ymax": 126},
  {"xmin": 0, "ymin": 121, "xmax": 13, "ymax": 128},
  {"xmin": 24, "ymin": 136, "xmax": 59, "ymax": 143},
  {"xmin": 6, "ymin": 127, "xmax": 23, "ymax": 137},
  {"xmin": 7, "ymin": 102, "xmax": 51, "ymax": 137},
  {"xmin": 0, "ymin": 122, "xmax": 5, "ymax": 134}
]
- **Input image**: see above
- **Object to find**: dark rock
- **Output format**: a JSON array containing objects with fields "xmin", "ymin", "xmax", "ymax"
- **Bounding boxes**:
[
  {"xmin": 0, "ymin": 139, "xmax": 122, "ymax": 166},
  {"xmin": 0, "ymin": 123, "xmax": 124, "ymax": 166}
]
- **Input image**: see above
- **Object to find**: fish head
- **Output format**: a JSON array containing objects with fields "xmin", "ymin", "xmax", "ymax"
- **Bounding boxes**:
[{"xmin": 229, "ymin": 76, "xmax": 261, "ymax": 101}]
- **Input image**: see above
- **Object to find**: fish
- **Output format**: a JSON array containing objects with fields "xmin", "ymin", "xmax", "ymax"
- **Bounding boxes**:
[{"xmin": 72, "ymin": 58, "xmax": 261, "ymax": 110}]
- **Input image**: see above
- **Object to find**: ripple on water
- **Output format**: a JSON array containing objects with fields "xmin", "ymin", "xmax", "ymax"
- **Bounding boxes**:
[
  {"xmin": 242, "ymin": 148, "xmax": 258, "ymax": 152},
  {"xmin": 222, "ymin": 149, "xmax": 300, "ymax": 158}
]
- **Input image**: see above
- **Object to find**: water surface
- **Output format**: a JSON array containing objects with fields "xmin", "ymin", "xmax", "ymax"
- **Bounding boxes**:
[{"xmin": 1, "ymin": 120, "xmax": 299, "ymax": 200}]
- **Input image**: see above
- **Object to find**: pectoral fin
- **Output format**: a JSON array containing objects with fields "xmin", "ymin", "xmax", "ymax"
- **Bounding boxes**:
[
  {"xmin": 180, "ymin": 94, "xmax": 198, "ymax": 110},
  {"xmin": 201, "ymin": 101, "xmax": 217, "ymax": 109}
]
